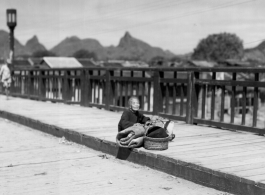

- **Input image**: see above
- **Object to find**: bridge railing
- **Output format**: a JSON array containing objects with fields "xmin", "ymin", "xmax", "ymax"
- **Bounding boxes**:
[
  {"xmin": 2, "ymin": 67, "xmax": 265, "ymax": 133},
  {"xmin": 191, "ymin": 68, "xmax": 265, "ymax": 134}
]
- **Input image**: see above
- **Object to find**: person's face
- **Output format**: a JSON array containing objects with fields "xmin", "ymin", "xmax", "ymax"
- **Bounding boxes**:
[{"xmin": 131, "ymin": 99, "xmax": 140, "ymax": 111}]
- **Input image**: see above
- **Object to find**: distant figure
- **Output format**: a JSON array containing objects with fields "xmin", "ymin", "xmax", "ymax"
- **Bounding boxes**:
[{"xmin": 0, "ymin": 59, "xmax": 12, "ymax": 100}]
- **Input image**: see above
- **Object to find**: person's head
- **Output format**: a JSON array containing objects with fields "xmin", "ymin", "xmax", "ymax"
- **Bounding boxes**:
[
  {"xmin": 6, "ymin": 59, "xmax": 12, "ymax": 67},
  {"xmin": 128, "ymin": 96, "xmax": 140, "ymax": 111}
]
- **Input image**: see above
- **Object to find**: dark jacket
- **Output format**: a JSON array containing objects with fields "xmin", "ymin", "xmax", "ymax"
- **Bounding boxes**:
[{"xmin": 118, "ymin": 109, "xmax": 150, "ymax": 132}]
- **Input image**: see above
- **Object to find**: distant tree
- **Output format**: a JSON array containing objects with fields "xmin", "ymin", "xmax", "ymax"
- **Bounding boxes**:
[
  {"xmin": 192, "ymin": 33, "xmax": 244, "ymax": 61},
  {"xmin": 170, "ymin": 56, "xmax": 182, "ymax": 62},
  {"xmin": 119, "ymin": 55, "xmax": 141, "ymax": 61},
  {"xmin": 32, "ymin": 50, "xmax": 56, "ymax": 58},
  {"xmin": 149, "ymin": 56, "xmax": 165, "ymax": 66},
  {"xmin": 17, "ymin": 54, "xmax": 32, "ymax": 59},
  {"xmin": 72, "ymin": 49, "xmax": 98, "ymax": 60}
]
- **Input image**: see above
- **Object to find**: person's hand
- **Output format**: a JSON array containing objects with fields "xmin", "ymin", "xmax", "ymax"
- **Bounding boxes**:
[
  {"xmin": 118, "ymin": 130, "xmax": 135, "ymax": 145},
  {"xmin": 128, "ymin": 137, "xmax": 144, "ymax": 148},
  {"xmin": 134, "ymin": 123, "xmax": 143, "ymax": 127},
  {"xmin": 120, "ymin": 132, "xmax": 134, "ymax": 142}
]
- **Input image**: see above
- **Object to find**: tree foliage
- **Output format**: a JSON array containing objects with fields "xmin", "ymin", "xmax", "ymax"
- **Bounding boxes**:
[
  {"xmin": 32, "ymin": 50, "xmax": 56, "ymax": 58},
  {"xmin": 17, "ymin": 54, "xmax": 32, "ymax": 59},
  {"xmin": 192, "ymin": 33, "xmax": 244, "ymax": 61},
  {"xmin": 119, "ymin": 55, "xmax": 141, "ymax": 61},
  {"xmin": 72, "ymin": 49, "xmax": 98, "ymax": 60},
  {"xmin": 149, "ymin": 56, "xmax": 165, "ymax": 66}
]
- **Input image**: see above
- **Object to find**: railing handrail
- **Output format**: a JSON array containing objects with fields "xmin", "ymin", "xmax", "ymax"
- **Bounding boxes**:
[{"xmin": 12, "ymin": 66, "xmax": 265, "ymax": 73}]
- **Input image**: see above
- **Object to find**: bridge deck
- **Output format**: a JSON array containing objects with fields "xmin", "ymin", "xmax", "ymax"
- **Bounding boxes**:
[{"xmin": 0, "ymin": 95, "xmax": 265, "ymax": 195}]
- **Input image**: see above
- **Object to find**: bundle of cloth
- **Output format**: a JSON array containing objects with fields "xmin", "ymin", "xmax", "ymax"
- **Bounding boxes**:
[
  {"xmin": 116, "ymin": 123, "xmax": 146, "ymax": 148},
  {"xmin": 145, "ymin": 125, "xmax": 168, "ymax": 138},
  {"xmin": 116, "ymin": 116, "xmax": 175, "ymax": 149}
]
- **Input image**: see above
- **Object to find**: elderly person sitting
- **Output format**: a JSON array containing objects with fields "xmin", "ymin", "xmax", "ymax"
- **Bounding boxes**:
[{"xmin": 116, "ymin": 96, "xmax": 175, "ymax": 149}]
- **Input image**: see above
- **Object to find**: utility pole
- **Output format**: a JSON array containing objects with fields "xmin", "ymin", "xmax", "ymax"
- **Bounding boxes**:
[{"xmin": 6, "ymin": 9, "xmax": 17, "ymax": 64}]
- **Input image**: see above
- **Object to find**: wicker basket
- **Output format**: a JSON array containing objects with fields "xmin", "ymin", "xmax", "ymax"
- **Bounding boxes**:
[{"xmin": 144, "ymin": 136, "xmax": 170, "ymax": 150}]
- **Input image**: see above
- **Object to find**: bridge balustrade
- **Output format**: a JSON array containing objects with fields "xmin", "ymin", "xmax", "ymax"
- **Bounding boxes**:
[{"xmin": 1, "ymin": 67, "xmax": 265, "ymax": 134}]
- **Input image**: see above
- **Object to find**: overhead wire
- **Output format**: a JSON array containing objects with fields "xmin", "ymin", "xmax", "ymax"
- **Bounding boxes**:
[
  {"xmin": 56, "ymin": 0, "xmax": 192, "ymax": 28},
  {"xmin": 18, "ymin": 0, "xmax": 254, "ymax": 37},
  {"xmin": 17, "ymin": 0, "xmax": 188, "ymax": 34},
  {"xmin": 80, "ymin": 0, "xmax": 257, "ymax": 37},
  {"xmin": 14, "ymin": 0, "xmax": 261, "ymax": 51},
  {"xmin": 18, "ymin": 0, "xmax": 138, "ymax": 27},
  {"xmin": 14, "ymin": 0, "xmax": 193, "ymax": 44},
  {"xmin": 245, "ymin": 39, "xmax": 265, "ymax": 45},
  {"xmin": 17, "ymin": 0, "xmax": 175, "ymax": 28}
]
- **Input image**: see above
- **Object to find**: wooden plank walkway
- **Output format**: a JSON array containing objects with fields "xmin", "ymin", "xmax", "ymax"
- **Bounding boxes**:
[
  {"xmin": 1, "ymin": 118, "xmax": 230, "ymax": 195},
  {"xmin": 0, "ymin": 95, "xmax": 265, "ymax": 195}
]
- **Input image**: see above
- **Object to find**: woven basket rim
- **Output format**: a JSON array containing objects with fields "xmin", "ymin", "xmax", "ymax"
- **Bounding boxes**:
[{"xmin": 144, "ymin": 136, "xmax": 170, "ymax": 142}]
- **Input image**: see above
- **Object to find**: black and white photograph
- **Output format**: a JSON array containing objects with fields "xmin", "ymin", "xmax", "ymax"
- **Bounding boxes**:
[{"xmin": 0, "ymin": 0, "xmax": 265, "ymax": 194}]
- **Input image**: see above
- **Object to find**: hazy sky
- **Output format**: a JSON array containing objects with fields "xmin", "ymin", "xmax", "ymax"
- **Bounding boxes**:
[{"xmin": 1, "ymin": 0, "xmax": 264, "ymax": 54}]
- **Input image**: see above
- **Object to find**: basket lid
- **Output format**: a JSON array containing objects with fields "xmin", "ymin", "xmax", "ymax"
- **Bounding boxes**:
[{"xmin": 146, "ymin": 126, "xmax": 168, "ymax": 138}]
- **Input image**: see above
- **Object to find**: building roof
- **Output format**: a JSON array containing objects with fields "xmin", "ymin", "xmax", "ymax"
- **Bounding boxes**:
[
  {"xmin": 29, "ymin": 58, "xmax": 42, "ymax": 66},
  {"xmin": 122, "ymin": 61, "xmax": 149, "ymax": 67},
  {"xmin": 188, "ymin": 60, "xmax": 216, "ymax": 67},
  {"xmin": 103, "ymin": 62, "xmax": 123, "ymax": 68},
  {"xmin": 105, "ymin": 60, "xmax": 149, "ymax": 68},
  {"xmin": 40, "ymin": 57, "xmax": 83, "ymax": 68},
  {"xmin": 77, "ymin": 59, "xmax": 98, "ymax": 67},
  {"xmin": 219, "ymin": 59, "xmax": 251, "ymax": 67}
]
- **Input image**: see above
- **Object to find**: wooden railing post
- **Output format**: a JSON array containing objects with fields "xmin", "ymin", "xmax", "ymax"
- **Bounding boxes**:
[
  {"xmin": 186, "ymin": 72, "xmax": 194, "ymax": 124},
  {"xmin": 27, "ymin": 70, "xmax": 34, "ymax": 98},
  {"xmin": 252, "ymin": 73, "xmax": 259, "ymax": 127},
  {"xmin": 20, "ymin": 71, "xmax": 24, "ymax": 95},
  {"xmin": 38, "ymin": 70, "xmax": 46, "ymax": 100},
  {"xmin": 80, "ymin": 69, "xmax": 90, "ymax": 107},
  {"xmin": 153, "ymin": 69, "xmax": 161, "ymax": 115},
  {"xmin": 25, "ymin": 71, "xmax": 28, "ymax": 96},
  {"xmin": 193, "ymin": 72, "xmax": 200, "ymax": 119},
  {"xmin": 10, "ymin": 70, "xmax": 15, "ymax": 94},
  {"xmin": 80, "ymin": 69, "xmax": 85, "ymax": 106},
  {"xmin": 88, "ymin": 70, "xmax": 93, "ymax": 105},
  {"xmin": 105, "ymin": 69, "xmax": 112, "ymax": 110},
  {"xmin": 230, "ymin": 72, "xmax": 236, "ymax": 124},
  {"xmin": 62, "ymin": 70, "xmax": 70, "ymax": 103}
]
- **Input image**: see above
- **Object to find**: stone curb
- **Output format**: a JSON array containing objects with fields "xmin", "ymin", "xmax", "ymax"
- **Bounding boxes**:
[{"xmin": 0, "ymin": 110, "xmax": 264, "ymax": 195}]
